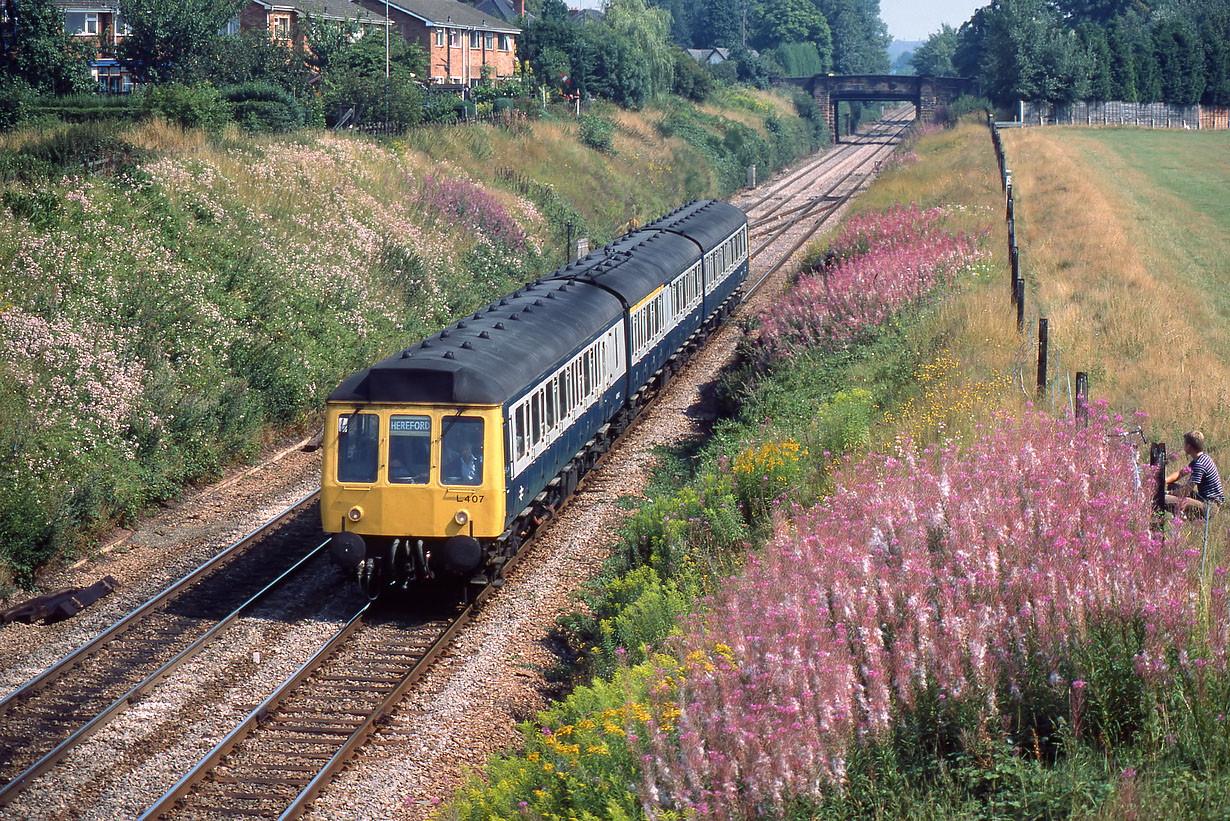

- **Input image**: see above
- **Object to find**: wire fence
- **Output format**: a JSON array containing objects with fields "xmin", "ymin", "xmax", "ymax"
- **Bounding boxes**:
[
  {"xmin": 1013, "ymin": 100, "xmax": 1230, "ymax": 130},
  {"xmin": 985, "ymin": 111, "xmax": 1200, "ymax": 521}
]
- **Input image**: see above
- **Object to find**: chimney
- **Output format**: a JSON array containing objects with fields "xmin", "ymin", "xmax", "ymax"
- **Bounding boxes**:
[{"xmin": 515, "ymin": 0, "xmax": 524, "ymax": 17}]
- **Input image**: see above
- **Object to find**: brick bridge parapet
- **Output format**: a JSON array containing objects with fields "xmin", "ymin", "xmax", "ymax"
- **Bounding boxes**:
[{"xmin": 775, "ymin": 74, "xmax": 976, "ymax": 141}]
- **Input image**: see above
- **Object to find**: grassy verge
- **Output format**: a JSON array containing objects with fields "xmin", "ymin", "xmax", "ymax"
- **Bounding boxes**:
[
  {"xmin": 0, "ymin": 90, "xmax": 824, "ymax": 592},
  {"xmin": 445, "ymin": 120, "xmax": 1230, "ymax": 819}
]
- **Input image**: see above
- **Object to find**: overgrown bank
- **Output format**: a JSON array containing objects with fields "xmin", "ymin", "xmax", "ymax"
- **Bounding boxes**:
[{"xmin": 0, "ymin": 89, "xmax": 826, "ymax": 592}]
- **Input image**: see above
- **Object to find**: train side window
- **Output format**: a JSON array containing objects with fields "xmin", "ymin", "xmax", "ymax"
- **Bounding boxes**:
[
  {"xmin": 531, "ymin": 392, "xmax": 543, "ymax": 445},
  {"xmin": 337, "ymin": 412, "xmax": 379, "ymax": 483},
  {"xmin": 582, "ymin": 352, "xmax": 593, "ymax": 397},
  {"xmin": 546, "ymin": 378, "xmax": 556, "ymax": 429},
  {"xmin": 516, "ymin": 404, "xmax": 528, "ymax": 459},
  {"xmin": 388, "ymin": 415, "xmax": 431, "ymax": 484}
]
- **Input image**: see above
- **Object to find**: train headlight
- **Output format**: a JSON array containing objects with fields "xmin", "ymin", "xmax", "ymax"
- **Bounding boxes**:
[
  {"xmin": 454, "ymin": 509, "xmax": 470, "ymax": 526},
  {"xmin": 348, "ymin": 506, "xmax": 364, "ymax": 523}
]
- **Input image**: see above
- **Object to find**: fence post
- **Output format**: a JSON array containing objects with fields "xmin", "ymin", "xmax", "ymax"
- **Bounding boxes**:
[
  {"xmin": 1150, "ymin": 443, "xmax": 1168, "ymax": 516},
  {"xmin": 1075, "ymin": 371, "xmax": 1088, "ymax": 426},
  {"xmin": 565, "ymin": 221, "xmax": 574, "ymax": 264},
  {"xmin": 1010, "ymin": 245, "xmax": 1019, "ymax": 306},
  {"xmin": 1015, "ymin": 279, "xmax": 1025, "ymax": 330},
  {"xmin": 1008, "ymin": 216, "xmax": 1015, "ymax": 249},
  {"xmin": 1037, "ymin": 318, "xmax": 1048, "ymax": 396}
]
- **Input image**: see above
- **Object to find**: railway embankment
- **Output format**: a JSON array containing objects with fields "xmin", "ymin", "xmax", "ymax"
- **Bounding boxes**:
[
  {"xmin": 0, "ymin": 88, "xmax": 825, "ymax": 596},
  {"xmin": 447, "ymin": 118, "xmax": 1230, "ymax": 817}
]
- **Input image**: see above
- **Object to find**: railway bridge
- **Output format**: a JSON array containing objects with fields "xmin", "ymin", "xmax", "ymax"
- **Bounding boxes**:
[{"xmin": 776, "ymin": 74, "xmax": 976, "ymax": 141}]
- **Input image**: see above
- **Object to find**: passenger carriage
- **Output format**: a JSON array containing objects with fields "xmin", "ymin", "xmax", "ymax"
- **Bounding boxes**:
[{"xmin": 320, "ymin": 201, "xmax": 750, "ymax": 599}]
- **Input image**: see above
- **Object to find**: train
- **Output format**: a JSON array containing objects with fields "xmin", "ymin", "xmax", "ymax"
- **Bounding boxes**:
[{"xmin": 321, "ymin": 200, "xmax": 750, "ymax": 599}]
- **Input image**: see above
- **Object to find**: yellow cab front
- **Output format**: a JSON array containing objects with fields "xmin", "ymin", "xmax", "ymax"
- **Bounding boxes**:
[{"xmin": 321, "ymin": 403, "xmax": 507, "ymax": 544}]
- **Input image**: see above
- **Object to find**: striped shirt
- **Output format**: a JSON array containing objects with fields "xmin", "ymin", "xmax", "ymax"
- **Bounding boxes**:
[{"xmin": 1189, "ymin": 453, "xmax": 1225, "ymax": 504}]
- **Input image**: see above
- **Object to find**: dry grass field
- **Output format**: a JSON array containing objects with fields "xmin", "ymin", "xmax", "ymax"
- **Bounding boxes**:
[{"xmin": 1003, "ymin": 127, "xmax": 1230, "ymax": 451}]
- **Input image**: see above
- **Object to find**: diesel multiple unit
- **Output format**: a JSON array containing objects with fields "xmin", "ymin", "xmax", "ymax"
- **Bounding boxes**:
[{"xmin": 322, "ymin": 200, "xmax": 750, "ymax": 598}]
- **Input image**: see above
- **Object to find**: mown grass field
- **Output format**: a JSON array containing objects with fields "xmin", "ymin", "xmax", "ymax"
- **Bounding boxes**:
[{"xmin": 446, "ymin": 120, "xmax": 1230, "ymax": 820}]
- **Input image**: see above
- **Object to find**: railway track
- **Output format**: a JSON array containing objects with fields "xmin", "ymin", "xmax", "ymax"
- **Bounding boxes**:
[
  {"xmin": 0, "ymin": 110, "xmax": 916, "ymax": 819},
  {"xmin": 743, "ymin": 111, "xmax": 915, "ymax": 300},
  {"xmin": 0, "ymin": 492, "xmax": 329, "ymax": 810},
  {"xmin": 743, "ymin": 106, "xmax": 914, "ymax": 226}
]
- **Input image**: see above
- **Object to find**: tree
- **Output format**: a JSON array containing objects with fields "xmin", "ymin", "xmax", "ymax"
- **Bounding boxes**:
[
  {"xmin": 208, "ymin": 28, "xmax": 311, "ymax": 95},
  {"xmin": 695, "ymin": 0, "xmax": 743, "ymax": 48},
  {"xmin": 770, "ymin": 40, "xmax": 832, "ymax": 76},
  {"xmin": 750, "ymin": 0, "xmax": 831, "ymax": 53},
  {"xmin": 119, "ymin": 0, "xmax": 246, "ymax": 83},
  {"xmin": 300, "ymin": 12, "xmax": 360, "ymax": 74},
  {"xmin": 978, "ymin": 0, "xmax": 1091, "ymax": 105},
  {"xmin": 813, "ymin": 0, "xmax": 889, "ymax": 73},
  {"xmin": 1153, "ymin": 17, "xmax": 1203, "ymax": 103},
  {"xmin": 0, "ymin": 0, "xmax": 93, "ymax": 94},
  {"xmin": 319, "ymin": 32, "xmax": 426, "ymax": 125},
  {"xmin": 603, "ymin": 0, "xmax": 675, "ymax": 98},
  {"xmin": 1077, "ymin": 22, "xmax": 1112, "ymax": 99},
  {"xmin": 910, "ymin": 23, "xmax": 957, "ymax": 76}
]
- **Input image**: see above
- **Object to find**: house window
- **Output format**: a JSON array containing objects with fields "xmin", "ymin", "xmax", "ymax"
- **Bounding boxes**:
[
  {"xmin": 498, "ymin": 34, "xmax": 510, "ymax": 51},
  {"xmin": 469, "ymin": 31, "xmax": 480, "ymax": 48},
  {"xmin": 220, "ymin": 16, "xmax": 240, "ymax": 36},
  {"xmin": 484, "ymin": 32, "xmax": 493, "ymax": 49},
  {"xmin": 114, "ymin": 14, "xmax": 131, "ymax": 36},
  {"xmin": 449, "ymin": 29, "xmax": 460, "ymax": 47},
  {"xmin": 65, "ymin": 11, "xmax": 99, "ymax": 35},
  {"xmin": 271, "ymin": 14, "xmax": 292, "ymax": 40},
  {"xmin": 434, "ymin": 27, "xmax": 445, "ymax": 47}
]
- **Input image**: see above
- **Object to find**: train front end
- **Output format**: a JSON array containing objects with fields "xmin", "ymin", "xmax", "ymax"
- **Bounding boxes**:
[{"xmin": 322, "ymin": 401, "xmax": 506, "ymax": 597}]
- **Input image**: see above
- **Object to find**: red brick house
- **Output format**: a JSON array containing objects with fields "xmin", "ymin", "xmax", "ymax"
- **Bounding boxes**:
[
  {"xmin": 355, "ymin": 0, "xmax": 520, "ymax": 85},
  {"xmin": 237, "ymin": 0, "xmax": 390, "ymax": 51},
  {"xmin": 54, "ymin": 1, "xmax": 131, "ymax": 91},
  {"xmin": 52, "ymin": 0, "xmax": 388, "ymax": 92}
]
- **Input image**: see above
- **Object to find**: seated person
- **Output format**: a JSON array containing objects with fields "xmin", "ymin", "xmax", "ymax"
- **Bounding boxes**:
[
  {"xmin": 442, "ymin": 439, "xmax": 483, "ymax": 485},
  {"xmin": 1165, "ymin": 430, "xmax": 1224, "ymax": 518}
]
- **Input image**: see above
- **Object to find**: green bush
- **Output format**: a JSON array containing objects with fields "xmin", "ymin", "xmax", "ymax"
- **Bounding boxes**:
[
  {"xmin": 142, "ymin": 83, "xmax": 232, "ymax": 132},
  {"xmin": 0, "ymin": 78, "xmax": 38, "ymax": 131},
  {"xmin": 221, "ymin": 83, "xmax": 306, "ymax": 132},
  {"xmin": 943, "ymin": 93, "xmax": 994, "ymax": 126},
  {"xmin": 422, "ymin": 92, "xmax": 459, "ymax": 123},
  {"xmin": 577, "ymin": 113, "xmax": 614, "ymax": 152}
]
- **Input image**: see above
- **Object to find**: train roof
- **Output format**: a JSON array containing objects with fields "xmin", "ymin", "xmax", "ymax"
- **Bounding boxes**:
[
  {"xmin": 327, "ymin": 278, "xmax": 623, "ymax": 406},
  {"xmin": 545, "ymin": 228, "xmax": 701, "ymax": 306},
  {"xmin": 642, "ymin": 199, "xmax": 747, "ymax": 251},
  {"xmin": 327, "ymin": 200, "xmax": 744, "ymax": 409}
]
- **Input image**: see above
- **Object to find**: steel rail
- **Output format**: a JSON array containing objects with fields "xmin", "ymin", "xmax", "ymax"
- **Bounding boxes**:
[
  {"xmin": 748, "ymin": 116, "xmax": 913, "ymax": 236},
  {"xmin": 744, "ymin": 109, "xmax": 913, "ymax": 224},
  {"xmin": 137, "ymin": 604, "xmax": 373, "ymax": 821},
  {"xmin": 743, "ymin": 122, "xmax": 909, "ymax": 301},
  {"xmin": 0, "ymin": 533, "xmax": 333, "ymax": 807},
  {"xmin": 0, "ymin": 488, "xmax": 320, "ymax": 719}
]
